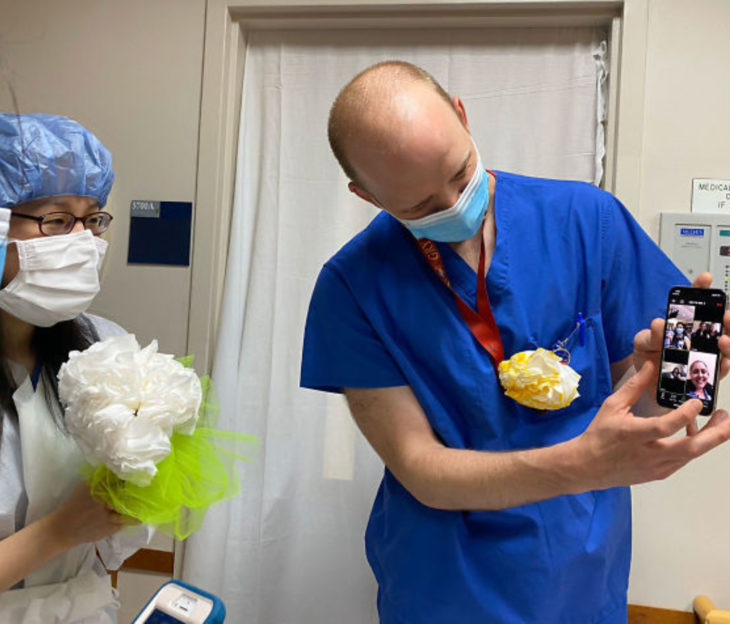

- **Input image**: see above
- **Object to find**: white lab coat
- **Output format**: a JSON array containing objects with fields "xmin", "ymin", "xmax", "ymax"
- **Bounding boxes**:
[{"xmin": 0, "ymin": 315, "xmax": 152, "ymax": 623}]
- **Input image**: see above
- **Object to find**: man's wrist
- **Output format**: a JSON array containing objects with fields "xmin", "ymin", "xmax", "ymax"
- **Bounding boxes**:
[
  {"xmin": 550, "ymin": 436, "xmax": 594, "ymax": 496},
  {"xmin": 512, "ymin": 436, "xmax": 595, "ymax": 501}
]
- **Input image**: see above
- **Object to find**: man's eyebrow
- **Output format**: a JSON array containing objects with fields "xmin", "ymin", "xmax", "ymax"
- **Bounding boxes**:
[
  {"xmin": 449, "ymin": 151, "xmax": 472, "ymax": 182},
  {"xmin": 404, "ymin": 150, "xmax": 473, "ymax": 213},
  {"xmin": 405, "ymin": 194, "xmax": 434, "ymax": 214}
]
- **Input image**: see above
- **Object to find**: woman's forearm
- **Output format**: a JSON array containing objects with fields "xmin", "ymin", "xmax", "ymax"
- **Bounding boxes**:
[{"xmin": 0, "ymin": 514, "xmax": 68, "ymax": 593}]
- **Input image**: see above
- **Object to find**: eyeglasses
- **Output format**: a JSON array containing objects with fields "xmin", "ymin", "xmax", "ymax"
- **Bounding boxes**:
[{"xmin": 11, "ymin": 211, "xmax": 114, "ymax": 236}]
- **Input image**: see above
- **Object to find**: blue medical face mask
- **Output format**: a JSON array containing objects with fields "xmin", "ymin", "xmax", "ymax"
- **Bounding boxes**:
[
  {"xmin": 676, "ymin": 327, "xmax": 684, "ymax": 335},
  {"xmin": 398, "ymin": 150, "xmax": 489, "ymax": 242}
]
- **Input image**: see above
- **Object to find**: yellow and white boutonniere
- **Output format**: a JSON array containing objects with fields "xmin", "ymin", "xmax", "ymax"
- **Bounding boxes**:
[{"xmin": 498, "ymin": 348, "xmax": 581, "ymax": 410}]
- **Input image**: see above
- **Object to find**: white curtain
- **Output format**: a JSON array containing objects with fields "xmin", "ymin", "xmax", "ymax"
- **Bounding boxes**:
[{"xmin": 183, "ymin": 27, "xmax": 607, "ymax": 624}]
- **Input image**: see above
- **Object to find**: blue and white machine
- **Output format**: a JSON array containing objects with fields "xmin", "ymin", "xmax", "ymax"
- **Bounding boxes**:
[
  {"xmin": 0, "ymin": 207, "xmax": 10, "ymax": 277},
  {"xmin": 132, "ymin": 580, "xmax": 226, "ymax": 623}
]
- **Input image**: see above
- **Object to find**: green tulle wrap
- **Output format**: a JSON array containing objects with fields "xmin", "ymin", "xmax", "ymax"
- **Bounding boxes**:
[{"xmin": 83, "ymin": 368, "xmax": 257, "ymax": 540}]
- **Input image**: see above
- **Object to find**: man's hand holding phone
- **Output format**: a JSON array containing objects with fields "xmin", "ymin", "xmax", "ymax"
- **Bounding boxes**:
[
  {"xmin": 573, "ymin": 360, "xmax": 730, "ymax": 489},
  {"xmin": 634, "ymin": 272, "xmax": 730, "ymax": 423},
  {"xmin": 567, "ymin": 272, "xmax": 730, "ymax": 489}
]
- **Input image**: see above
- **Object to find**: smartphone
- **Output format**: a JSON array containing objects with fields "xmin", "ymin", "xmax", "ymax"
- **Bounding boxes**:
[{"xmin": 657, "ymin": 286, "xmax": 725, "ymax": 415}]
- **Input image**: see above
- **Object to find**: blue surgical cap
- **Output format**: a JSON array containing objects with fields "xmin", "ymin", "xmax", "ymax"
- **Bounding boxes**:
[{"xmin": 0, "ymin": 113, "xmax": 115, "ymax": 208}]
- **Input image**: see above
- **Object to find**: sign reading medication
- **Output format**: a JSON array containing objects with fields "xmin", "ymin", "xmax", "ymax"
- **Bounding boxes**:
[{"xmin": 692, "ymin": 178, "xmax": 730, "ymax": 213}]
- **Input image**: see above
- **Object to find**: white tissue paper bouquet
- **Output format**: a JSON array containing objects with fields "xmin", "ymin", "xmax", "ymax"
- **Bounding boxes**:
[
  {"xmin": 58, "ymin": 334, "xmax": 202, "ymax": 486},
  {"xmin": 58, "ymin": 334, "xmax": 255, "ymax": 539}
]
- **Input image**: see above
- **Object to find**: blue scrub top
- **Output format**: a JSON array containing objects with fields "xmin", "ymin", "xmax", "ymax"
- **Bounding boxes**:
[{"xmin": 301, "ymin": 171, "xmax": 687, "ymax": 624}]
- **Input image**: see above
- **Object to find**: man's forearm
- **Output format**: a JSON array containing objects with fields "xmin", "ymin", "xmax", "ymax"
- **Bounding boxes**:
[{"xmin": 400, "ymin": 438, "xmax": 587, "ymax": 511}]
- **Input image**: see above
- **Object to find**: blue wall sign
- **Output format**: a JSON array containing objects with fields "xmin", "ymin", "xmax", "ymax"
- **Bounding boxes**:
[{"xmin": 128, "ymin": 201, "xmax": 192, "ymax": 266}]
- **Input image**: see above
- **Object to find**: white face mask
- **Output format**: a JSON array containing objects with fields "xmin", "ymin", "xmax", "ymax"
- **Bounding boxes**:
[{"xmin": 0, "ymin": 229, "xmax": 108, "ymax": 327}]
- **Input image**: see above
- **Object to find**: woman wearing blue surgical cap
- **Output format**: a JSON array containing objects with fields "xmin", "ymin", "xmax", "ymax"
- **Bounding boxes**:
[{"xmin": 0, "ymin": 114, "xmax": 150, "ymax": 623}]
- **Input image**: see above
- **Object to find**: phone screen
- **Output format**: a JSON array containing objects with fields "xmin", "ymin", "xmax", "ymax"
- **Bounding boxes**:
[{"xmin": 657, "ymin": 287, "xmax": 725, "ymax": 415}]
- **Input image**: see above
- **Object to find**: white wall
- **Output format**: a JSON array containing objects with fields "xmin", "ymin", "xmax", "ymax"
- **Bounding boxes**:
[
  {"xmin": 0, "ymin": 0, "xmax": 205, "ymax": 358},
  {"xmin": 627, "ymin": 0, "xmax": 730, "ymax": 612}
]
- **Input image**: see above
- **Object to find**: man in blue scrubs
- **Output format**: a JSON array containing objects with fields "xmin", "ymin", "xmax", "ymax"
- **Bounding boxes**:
[{"xmin": 300, "ymin": 61, "xmax": 730, "ymax": 623}]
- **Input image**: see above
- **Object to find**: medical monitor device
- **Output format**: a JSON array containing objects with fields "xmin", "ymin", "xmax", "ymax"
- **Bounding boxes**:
[{"xmin": 132, "ymin": 579, "xmax": 225, "ymax": 624}]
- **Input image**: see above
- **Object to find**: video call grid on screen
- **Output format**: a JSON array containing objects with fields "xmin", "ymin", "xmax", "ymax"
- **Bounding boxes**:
[{"xmin": 660, "ymin": 296, "xmax": 723, "ymax": 406}]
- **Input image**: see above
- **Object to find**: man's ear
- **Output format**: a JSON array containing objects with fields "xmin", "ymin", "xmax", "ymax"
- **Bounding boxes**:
[
  {"xmin": 452, "ymin": 95, "xmax": 470, "ymax": 132},
  {"xmin": 348, "ymin": 181, "xmax": 381, "ymax": 208}
]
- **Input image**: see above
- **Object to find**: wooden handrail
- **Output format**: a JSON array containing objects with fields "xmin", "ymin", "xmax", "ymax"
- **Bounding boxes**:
[
  {"xmin": 121, "ymin": 548, "xmax": 175, "ymax": 574},
  {"xmin": 108, "ymin": 548, "xmax": 175, "ymax": 589},
  {"xmin": 628, "ymin": 604, "xmax": 697, "ymax": 623}
]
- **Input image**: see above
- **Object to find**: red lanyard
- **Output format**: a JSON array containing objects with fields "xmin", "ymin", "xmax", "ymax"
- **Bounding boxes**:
[{"xmin": 417, "ymin": 237, "xmax": 505, "ymax": 370}]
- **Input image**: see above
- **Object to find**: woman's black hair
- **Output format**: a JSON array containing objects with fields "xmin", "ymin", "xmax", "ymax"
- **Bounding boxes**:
[{"xmin": 0, "ymin": 315, "xmax": 99, "ymax": 437}]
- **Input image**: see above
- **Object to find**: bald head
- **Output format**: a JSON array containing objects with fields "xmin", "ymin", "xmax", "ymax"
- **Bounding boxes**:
[{"xmin": 328, "ymin": 61, "xmax": 465, "ymax": 189}]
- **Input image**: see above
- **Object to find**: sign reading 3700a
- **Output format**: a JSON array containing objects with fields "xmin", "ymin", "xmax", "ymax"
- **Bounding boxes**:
[{"xmin": 130, "ymin": 200, "xmax": 161, "ymax": 218}]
